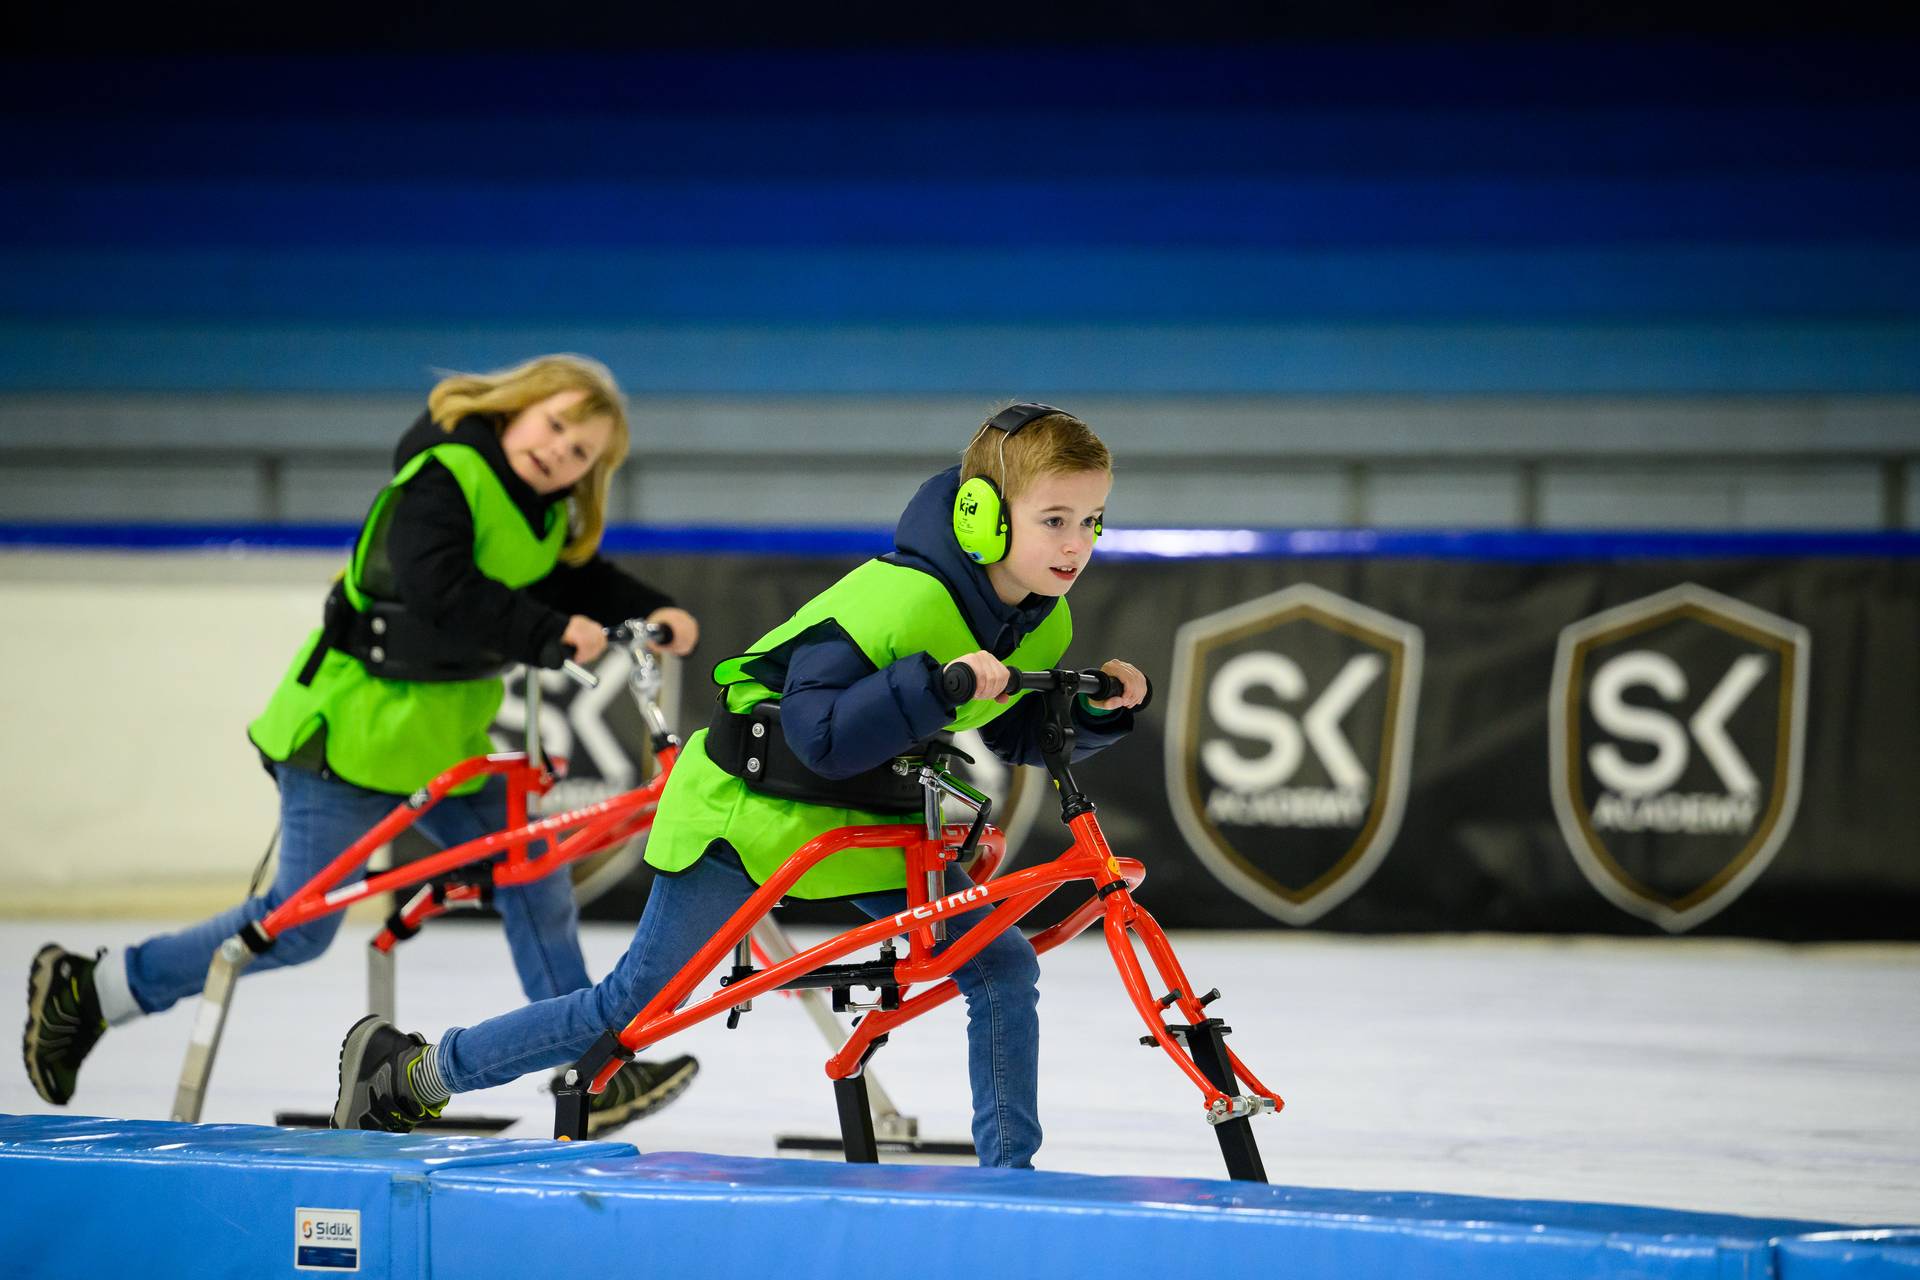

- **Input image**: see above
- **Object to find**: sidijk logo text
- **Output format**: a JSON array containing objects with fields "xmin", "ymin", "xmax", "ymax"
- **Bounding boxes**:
[{"xmin": 301, "ymin": 1220, "xmax": 356, "ymax": 1242}]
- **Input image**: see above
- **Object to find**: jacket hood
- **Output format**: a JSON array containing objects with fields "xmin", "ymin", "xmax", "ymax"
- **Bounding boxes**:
[
  {"xmin": 888, "ymin": 465, "xmax": 1058, "ymax": 658},
  {"xmin": 393, "ymin": 410, "xmax": 565, "ymax": 526}
]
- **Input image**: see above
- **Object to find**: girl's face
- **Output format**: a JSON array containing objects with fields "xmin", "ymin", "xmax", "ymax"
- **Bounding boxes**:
[
  {"xmin": 499, "ymin": 390, "xmax": 614, "ymax": 494},
  {"xmin": 984, "ymin": 467, "xmax": 1110, "ymax": 606}
]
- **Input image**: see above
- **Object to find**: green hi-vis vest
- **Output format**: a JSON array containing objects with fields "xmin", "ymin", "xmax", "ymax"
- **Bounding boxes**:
[
  {"xmin": 247, "ymin": 440, "xmax": 567, "ymax": 795},
  {"xmin": 643, "ymin": 558, "xmax": 1072, "ymax": 899}
]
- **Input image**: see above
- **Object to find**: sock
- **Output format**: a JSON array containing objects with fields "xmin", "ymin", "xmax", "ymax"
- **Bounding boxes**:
[
  {"xmin": 408, "ymin": 1043, "xmax": 453, "ymax": 1107},
  {"xmin": 91, "ymin": 947, "xmax": 145, "ymax": 1027}
]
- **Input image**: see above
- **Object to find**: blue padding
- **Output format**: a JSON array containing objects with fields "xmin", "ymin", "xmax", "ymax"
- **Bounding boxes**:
[
  {"xmin": 7, "ymin": 176, "xmax": 1920, "ymax": 249},
  {"xmin": 424, "ymin": 1150, "xmax": 1843, "ymax": 1280},
  {"xmin": 6, "ymin": 523, "xmax": 1919, "ymax": 561},
  {"xmin": 4, "ymin": 321, "xmax": 1919, "ymax": 394},
  {"xmin": 8, "ymin": 245, "xmax": 1919, "ymax": 322},
  {"xmin": 2, "ymin": 1118, "xmax": 1908, "ymax": 1279},
  {"xmin": 0, "ymin": 1115, "xmax": 631, "ymax": 1280},
  {"xmin": 1780, "ymin": 1235, "xmax": 1920, "ymax": 1277}
]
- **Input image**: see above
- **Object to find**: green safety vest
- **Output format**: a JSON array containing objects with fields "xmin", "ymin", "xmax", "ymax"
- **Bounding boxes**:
[
  {"xmin": 643, "ymin": 557, "xmax": 1072, "ymax": 898},
  {"xmin": 248, "ymin": 440, "xmax": 567, "ymax": 795}
]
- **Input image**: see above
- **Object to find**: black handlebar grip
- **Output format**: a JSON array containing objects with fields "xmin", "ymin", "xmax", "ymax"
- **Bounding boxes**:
[
  {"xmin": 537, "ymin": 638, "xmax": 571, "ymax": 670},
  {"xmin": 648, "ymin": 620, "xmax": 674, "ymax": 648},
  {"xmin": 1080, "ymin": 670, "xmax": 1151, "ymax": 711},
  {"xmin": 941, "ymin": 662, "xmax": 977, "ymax": 705}
]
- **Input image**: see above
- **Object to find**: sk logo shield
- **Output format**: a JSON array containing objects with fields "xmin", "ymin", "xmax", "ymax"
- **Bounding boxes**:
[
  {"xmin": 1549, "ymin": 584, "xmax": 1809, "ymax": 933},
  {"xmin": 1166, "ymin": 584, "xmax": 1423, "ymax": 925}
]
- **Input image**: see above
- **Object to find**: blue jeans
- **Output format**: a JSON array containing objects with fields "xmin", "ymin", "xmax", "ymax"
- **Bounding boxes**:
[
  {"xmin": 438, "ymin": 848, "xmax": 1044, "ymax": 1169},
  {"xmin": 123, "ymin": 765, "xmax": 590, "ymax": 1014}
]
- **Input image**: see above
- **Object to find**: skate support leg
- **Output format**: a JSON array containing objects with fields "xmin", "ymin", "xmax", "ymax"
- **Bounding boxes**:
[
  {"xmin": 171, "ymin": 931, "xmax": 264, "ymax": 1123},
  {"xmin": 553, "ymin": 1077, "xmax": 589, "ymax": 1143},
  {"xmin": 755, "ymin": 918, "xmax": 974, "ymax": 1158},
  {"xmin": 833, "ymin": 1074, "xmax": 879, "ymax": 1164},
  {"xmin": 366, "ymin": 943, "xmax": 397, "ymax": 1024},
  {"xmin": 553, "ymin": 1029, "xmax": 633, "ymax": 1141},
  {"xmin": 830, "ymin": 1033, "xmax": 891, "ymax": 1164},
  {"xmin": 1173, "ymin": 1018, "xmax": 1267, "ymax": 1183}
]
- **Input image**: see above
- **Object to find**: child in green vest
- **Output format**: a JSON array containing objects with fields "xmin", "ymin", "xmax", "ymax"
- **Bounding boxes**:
[
  {"xmin": 24, "ymin": 354, "xmax": 703, "ymax": 1135},
  {"xmin": 331, "ymin": 403, "xmax": 1147, "ymax": 1168}
]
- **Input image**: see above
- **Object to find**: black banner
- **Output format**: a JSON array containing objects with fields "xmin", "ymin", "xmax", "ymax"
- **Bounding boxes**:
[{"xmin": 588, "ymin": 551, "xmax": 1919, "ymax": 940}]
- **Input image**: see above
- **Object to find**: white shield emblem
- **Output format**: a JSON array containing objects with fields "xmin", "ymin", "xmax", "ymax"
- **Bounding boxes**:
[
  {"xmin": 1549, "ymin": 584, "xmax": 1810, "ymax": 932},
  {"xmin": 1165, "ymin": 584, "xmax": 1423, "ymax": 925}
]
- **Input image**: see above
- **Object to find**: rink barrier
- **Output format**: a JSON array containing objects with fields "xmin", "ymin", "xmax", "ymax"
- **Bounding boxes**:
[
  {"xmin": 3, "ymin": 1116, "xmax": 1914, "ymax": 1280},
  {"xmin": 1778, "ymin": 1235, "xmax": 1920, "ymax": 1278},
  {"xmin": 6, "ymin": 521, "xmax": 1920, "ymax": 559},
  {"xmin": 0, "ymin": 1115, "xmax": 636, "ymax": 1277}
]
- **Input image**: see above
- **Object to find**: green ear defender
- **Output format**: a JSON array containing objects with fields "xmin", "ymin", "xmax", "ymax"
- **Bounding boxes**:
[
  {"xmin": 953, "ymin": 475, "xmax": 1008, "ymax": 564},
  {"xmin": 953, "ymin": 402, "xmax": 1072, "ymax": 565}
]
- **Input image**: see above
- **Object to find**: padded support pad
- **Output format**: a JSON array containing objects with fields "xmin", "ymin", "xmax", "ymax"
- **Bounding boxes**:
[
  {"xmin": 0, "ymin": 1115, "xmax": 632, "ymax": 1278},
  {"xmin": 426, "ymin": 1150, "xmax": 1872, "ymax": 1280},
  {"xmin": 2, "ymin": 1117, "xmax": 1912, "ymax": 1280}
]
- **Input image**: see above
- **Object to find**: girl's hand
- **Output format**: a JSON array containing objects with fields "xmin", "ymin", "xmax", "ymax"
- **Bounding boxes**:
[
  {"xmin": 646, "ymin": 606, "xmax": 700, "ymax": 657},
  {"xmin": 562, "ymin": 614, "xmax": 609, "ymax": 665},
  {"xmin": 1091, "ymin": 659, "xmax": 1147, "ymax": 711},
  {"xmin": 946, "ymin": 650, "xmax": 1011, "ymax": 703}
]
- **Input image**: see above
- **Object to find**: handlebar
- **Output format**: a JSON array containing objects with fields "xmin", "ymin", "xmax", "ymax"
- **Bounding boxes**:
[
  {"xmin": 940, "ymin": 663, "xmax": 1128, "ymax": 706},
  {"xmin": 548, "ymin": 619, "xmax": 677, "ymax": 688},
  {"xmin": 608, "ymin": 619, "xmax": 674, "ymax": 648}
]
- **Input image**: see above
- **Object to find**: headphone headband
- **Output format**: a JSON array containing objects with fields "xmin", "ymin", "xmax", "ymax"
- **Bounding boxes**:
[{"xmin": 984, "ymin": 402, "xmax": 1066, "ymax": 438}]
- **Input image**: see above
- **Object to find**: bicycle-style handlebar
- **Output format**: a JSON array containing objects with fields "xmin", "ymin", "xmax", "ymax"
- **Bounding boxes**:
[
  {"xmin": 549, "ymin": 618, "xmax": 676, "ymax": 688},
  {"xmin": 940, "ymin": 662, "xmax": 1126, "ymax": 706},
  {"xmin": 608, "ymin": 619, "xmax": 674, "ymax": 648}
]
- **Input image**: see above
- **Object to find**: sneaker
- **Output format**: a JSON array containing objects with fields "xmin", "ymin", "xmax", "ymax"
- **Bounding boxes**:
[
  {"xmin": 330, "ymin": 1015, "xmax": 444, "ymax": 1133},
  {"xmin": 552, "ymin": 1055, "xmax": 699, "ymax": 1137},
  {"xmin": 23, "ymin": 945, "xmax": 106, "ymax": 1106}
]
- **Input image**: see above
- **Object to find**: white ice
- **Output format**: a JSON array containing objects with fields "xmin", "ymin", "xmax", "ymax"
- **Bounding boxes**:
[{"xmin": 4, "ymin": 919, "xmax": 1917, "ymax": 1226}]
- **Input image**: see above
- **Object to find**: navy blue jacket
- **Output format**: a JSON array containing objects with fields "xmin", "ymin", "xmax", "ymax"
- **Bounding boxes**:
[{"xmin": 780, "ymin": 466, "xmax": 1134, "ymax": 779}]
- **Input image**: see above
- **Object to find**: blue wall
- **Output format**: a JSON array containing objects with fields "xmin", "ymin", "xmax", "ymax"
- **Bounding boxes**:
[{"xmin": 3, "ymin": 43, "xmax": 1918, "ymax": 394}]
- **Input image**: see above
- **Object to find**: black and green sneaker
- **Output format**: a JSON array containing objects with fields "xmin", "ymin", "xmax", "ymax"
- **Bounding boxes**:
[
  {"xmin": 23, "ymin": 944, "xmax": 106, "ymax": 1106},
  {"xmin": 330, "ymin": 1015, "xmax": 445, "ymax": 1133},
  {"xmin": 552, "ymin": 1054, "xmax": 700, "ymax": 1137}
]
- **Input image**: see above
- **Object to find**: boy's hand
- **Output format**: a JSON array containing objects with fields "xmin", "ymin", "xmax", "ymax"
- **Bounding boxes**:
[
  {"xmin": 563, "ymin": 614, "xmax": 609, "ymax": 665},
  {"xmin": 946, "ymin": 651, "xmax": 1011, "ymax": 704},
  {"xmin": 645, "ymin": 606, "xmax": 700, "ymax": 656},
  {"xmin": 1090, "ymin": 659, "xmax": 1147, "ymax": 711}
]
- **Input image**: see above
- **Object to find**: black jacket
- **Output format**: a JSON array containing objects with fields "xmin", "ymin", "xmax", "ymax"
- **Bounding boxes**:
[{"xmin": 382, "ymin": 412, "xmax": 674, "ymax": 665}]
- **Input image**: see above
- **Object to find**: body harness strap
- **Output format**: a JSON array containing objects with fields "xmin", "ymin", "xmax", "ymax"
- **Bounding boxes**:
[{"xmin": 706, "ymin": 699, "xmax": 929, "ymax": 812}]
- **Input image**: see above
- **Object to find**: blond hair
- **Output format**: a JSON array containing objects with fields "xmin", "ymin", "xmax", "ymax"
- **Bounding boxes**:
[
  {"xmin": 427, "ymin": 354, "xmax": 629, "ymax": 565},
  {"xmin": 960, "ymin": 405, "xmax": 1110, "ymax": 501}
]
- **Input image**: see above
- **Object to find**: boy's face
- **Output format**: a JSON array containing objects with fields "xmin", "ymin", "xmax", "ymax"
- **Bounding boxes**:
[
  {"xmin": 500, "ymin": 389, "xmax": 614, "ymax": 494},
  {"xmin": 984, "ymin": 467, "xmax": 1111, "ymax": 606}
]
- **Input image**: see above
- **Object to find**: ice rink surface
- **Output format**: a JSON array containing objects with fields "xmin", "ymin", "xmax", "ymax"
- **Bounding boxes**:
[{"xmin": 5, "ymin": 918, "xmax": 1916, "ymax": 1226}]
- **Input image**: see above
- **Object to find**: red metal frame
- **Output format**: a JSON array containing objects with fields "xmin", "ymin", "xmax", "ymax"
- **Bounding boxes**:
[
  {"xmin": 248, "ymin": 656, "xmax": 1277, "ymax": 1128},
  {"xmin": 254, "ymin": 742, "xmax": 680, "ymax": 949},
  {"xmin": 592, "ymin": 803, "xmax": 1282, "ymax": 1122}
]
